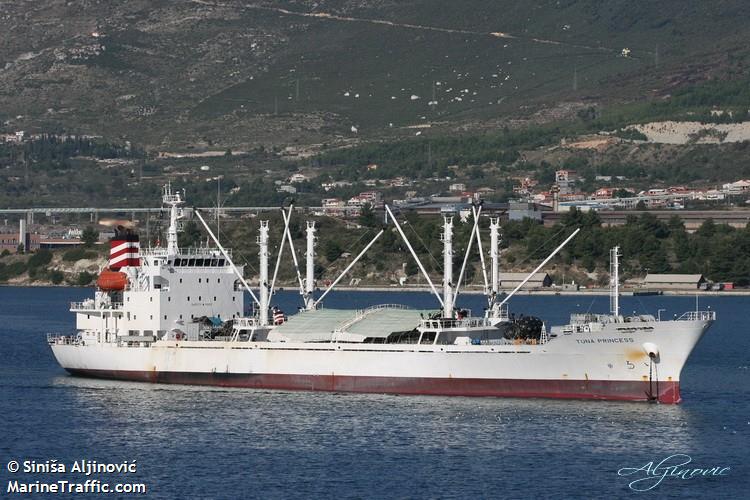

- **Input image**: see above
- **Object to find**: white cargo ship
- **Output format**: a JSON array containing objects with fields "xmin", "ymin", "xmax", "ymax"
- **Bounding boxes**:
[{"xmin": 48, "ymin": 186, "xmax": 714, "ymax": 403}]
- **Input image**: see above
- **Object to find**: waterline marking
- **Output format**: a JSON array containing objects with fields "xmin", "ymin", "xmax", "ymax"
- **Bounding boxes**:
[{"xmin": 617, "ymin": 454, "xmax": 730, "ymax": 492}]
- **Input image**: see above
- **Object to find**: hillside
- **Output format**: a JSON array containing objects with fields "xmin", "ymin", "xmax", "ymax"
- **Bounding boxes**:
[{"xmin": 3, "ymin": 0, "xmax": 750, "ymax": 151}]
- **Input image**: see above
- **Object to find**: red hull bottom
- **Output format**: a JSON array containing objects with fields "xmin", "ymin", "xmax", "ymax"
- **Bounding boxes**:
[{"xmin": 66, "ymin": 369, "xmax": 681, "ymax": 403}]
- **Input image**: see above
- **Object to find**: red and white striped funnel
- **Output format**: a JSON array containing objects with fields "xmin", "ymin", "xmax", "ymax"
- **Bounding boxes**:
[{"xmin": 109, "ymin": 229, "xmax": 140, "ymax": 270}]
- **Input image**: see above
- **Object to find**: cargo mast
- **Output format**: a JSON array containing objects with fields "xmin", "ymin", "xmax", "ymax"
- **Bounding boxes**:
[
  {"xmin": 442, "ymin": 216, "xmax": 454, "ymax": 318},
  {"xmin": 258, "ymin": 221, "xmax": 270, "ymax": 325},
  {"xmin": 610, "ymin": 246, "xmax": 621, "ymax": 318},
  {"xmin": 305, "ymin": 221, "xmax": 316, "ymax": 310}
]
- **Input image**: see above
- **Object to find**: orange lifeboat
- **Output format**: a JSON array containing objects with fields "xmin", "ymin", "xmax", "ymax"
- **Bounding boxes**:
[{"xmin": 97, "ymin": 268, "xmax": 128, "ymax": 291}]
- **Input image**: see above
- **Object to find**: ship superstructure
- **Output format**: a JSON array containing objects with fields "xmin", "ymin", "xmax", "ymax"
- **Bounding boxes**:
[
  {"xmin": 49, "ymin": 189, "xmax": 714, "ymax": 403},
  {"xmin": 69, "ymin": 185, "xmax": 244, "ymax": 346}
]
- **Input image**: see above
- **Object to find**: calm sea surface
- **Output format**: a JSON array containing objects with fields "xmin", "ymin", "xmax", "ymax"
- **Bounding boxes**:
[{"xmin": 0, "ymin": 286, "xmax": 748, "ymax": 499}]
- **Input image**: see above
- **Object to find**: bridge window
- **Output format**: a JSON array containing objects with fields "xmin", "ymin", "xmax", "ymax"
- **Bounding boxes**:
[
  {"xmin": 218, "ymin": 259, "xmax": 225, "ymax": 266},
  {"xmin": 188, "ymin": 259, "xmax": 195, "ymax": 266},
  {"xmin": 195, "ymin": 259, "xmax": 204, "ymax": 266}
]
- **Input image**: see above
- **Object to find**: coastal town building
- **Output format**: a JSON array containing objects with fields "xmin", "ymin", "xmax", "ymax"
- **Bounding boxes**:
[
  {"xmin": 642, "ymin": 274, "xmax": 706, "ymax": 290},
  {"xmin": 498, "ymin": 272, "xmax": 552, "ymax": 289}
]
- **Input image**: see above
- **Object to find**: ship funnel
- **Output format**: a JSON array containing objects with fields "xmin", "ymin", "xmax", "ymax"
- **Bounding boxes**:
[
  {"xmin": 108, "ymin": 226, "xmax": 140, "ymax": 270},
  {"xmin": 642, "ymin": 342, "xmax": 659, "ymax": 358}
]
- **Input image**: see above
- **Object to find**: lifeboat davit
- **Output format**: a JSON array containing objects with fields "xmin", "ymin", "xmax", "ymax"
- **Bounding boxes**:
[{"xmin": 97, "ymin": 268, "xmax": 128, "ymax": 291}]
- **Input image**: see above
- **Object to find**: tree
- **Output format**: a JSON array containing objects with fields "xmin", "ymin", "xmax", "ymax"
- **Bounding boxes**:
[
  {"xmin": 81, "ymin": 226, "xmax": 99, "ymax": 247},
  {"xmin": 405, "ymin": 259, "xmax": 419, "ymax": 277},
  {"xmin": 359, "ymin": 203, "xmax": 378, "ymax": 228},
  {"xmin": 179, "ymin": 221, "xmax": 202, "ymax": 248},
  {"xmin": 324, "ymin": 240, "xmax": 342, "ymax": 262},
  {"xmin": 76, "ymin": 271, "xmax": 95, "ymax": 286},
  {"xmin": 28, "ymin": 249, "xmax": 52, "ymax": 269}
]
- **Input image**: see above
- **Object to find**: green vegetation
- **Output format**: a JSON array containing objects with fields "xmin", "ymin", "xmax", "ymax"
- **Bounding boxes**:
[
  {"xmin": 62, "ymin": 248, "xmax": 98, "ymax": 262},
  {"xmin": 504, "ymin": 209, "xmax": 750, "ymax": 285},
  {"xmin": 0, "ymin": 261, "xmax": 27, "ymax": 281},
  {"xmin": 210, "ymin": 209, "xmax": 750, "ymax": 289},
  {"xmin": 1, "ymin": 208, "xmax": 748, "ymax": 287},
  {"xmin": 76, "ymin": 272, "xmax": 95, "ymax": 286},
  {"xmin": 81, "ymin": 227, "xmax": 99, "ymax": 247},
  {"xmin": 49, "ymin": 270, "xmax": 65, "ymax": 285},
  {"xmin": 612, "ymin": 129, "xmax": 648, "ymax": 141}
]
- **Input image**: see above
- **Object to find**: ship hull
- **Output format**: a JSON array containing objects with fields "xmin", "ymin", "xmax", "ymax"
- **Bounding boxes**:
[
  {"xmin": 51, "ymin": 316, "xmax": 710, "ymax": 404},
  {"xmin": 65, "ymin": 368, "xmax": 680, "ymax": 402}
]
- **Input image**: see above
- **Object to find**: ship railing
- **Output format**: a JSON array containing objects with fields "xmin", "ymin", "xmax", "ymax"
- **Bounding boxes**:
[
  {"xmin": 493, "ymin": 303, "xmax": 509, "ymax": 320},
  {"xmin": 47, "ymin": 333, "xmax": 80, "ymax": 345},
  {"xmin": 139, "ymin": 247, "xmax": 170, "ymax": 257},
  {"xmin": 70, "ymin": 301, "xmax": 123, "ymax": 311},
  {"xmin": 233, "ymin": 317, "xmax": 261, "ymax": 329},
  {"xmin": 419, "ymin": 317, "xmax": 492, "ymax": 330},
  {"xmin": 140, "ymin": 247, "xmax": 230, "ymax": 258},
  {"xmin": 676, "ymin": 310, "xmax": 716, "ymax": 322}
]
